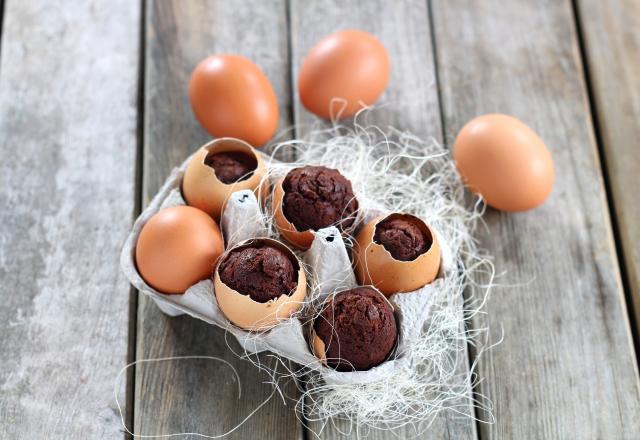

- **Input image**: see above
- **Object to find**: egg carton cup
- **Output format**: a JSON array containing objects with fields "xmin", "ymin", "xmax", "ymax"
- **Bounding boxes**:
[{"xmin": 120, "ymin": 154, "xmax": 454, "ymax": 386}]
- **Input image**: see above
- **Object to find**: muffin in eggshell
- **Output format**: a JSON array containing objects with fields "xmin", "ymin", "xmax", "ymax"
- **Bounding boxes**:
[
  {"xmin": 312, "ymin": 287, "xmax": 397, "ymax": 371},
  {"xmin": 273, "ymin": 165, "xmax": 359, "ymax": 249}
]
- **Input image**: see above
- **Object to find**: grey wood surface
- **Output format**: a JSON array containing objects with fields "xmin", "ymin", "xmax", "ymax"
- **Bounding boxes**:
[
  {"xmin": 289, "ymin": 1, "xmax": 477, "ymax": 438},
  {"xmin": 1, "ymin": 0, "xmax": 639, "ymax": 439},
  {"xmin": 576, "ymin": 0, "xmax": 640, "ymax": 339},
  {"xmin": 134, "ymin": 1, "xmax": 302, "ymax": 438},
  {"xmin": 431, "ymin": 0, "xmax": 640, "ymax": 438},
  {"xmin": 0, "ymin": 0, "xmax": 140, "ymax": 438}
]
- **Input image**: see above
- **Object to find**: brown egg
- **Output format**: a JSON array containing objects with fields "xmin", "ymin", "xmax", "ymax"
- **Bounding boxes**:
[
  {"xmin": 189, "ymin": 54, "xmax": 279, "ymax": 147},
  {"xmin": 135, "ymin": 206, "xmax": 224, "ymax": 294},
  {"xmin": 353, "ymin": 213, "xmax": 441, "ymax": 296},
  {"xmin": 214, "ymin": 238, "xmax": 307, "ymax": 331},
  {"xmin": 298, "ymin": 29, "xmax": 390, "ymax": 119},
  {"xmin": 182, "ymin": 138, "xmax": 266, "ymax": 221},
  {"xmin": 453, "ymin": 113, "xmax": 554, "ymax": 212}
]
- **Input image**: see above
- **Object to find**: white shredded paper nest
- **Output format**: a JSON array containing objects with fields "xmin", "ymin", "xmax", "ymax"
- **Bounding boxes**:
[{"xmin": 120, "ymin": 120, "xmax": 493, "ymax": 435}]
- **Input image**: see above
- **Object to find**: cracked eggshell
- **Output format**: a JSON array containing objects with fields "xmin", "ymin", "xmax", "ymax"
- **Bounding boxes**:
[
  {"xmin": 182, "ymin": 138, "xmax": 266, "ymax": 221},
  {"xmin": 272, "ymin": 178, "xmax": 315, "ymax": 250},
  {"xmin": 213, "ymin": 238, "xmax": 307, "ymax": 331},
  {"xmin": 353, "ymin": 214, "xmax": 441, "ymax": 296}
]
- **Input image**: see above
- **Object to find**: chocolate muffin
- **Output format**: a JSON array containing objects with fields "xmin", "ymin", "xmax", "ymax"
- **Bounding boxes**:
[
  {"xmin": 373, "ymin": 214, "xmax": 431, "ymax": 261},
  {"xmin": 205, "ymin": 151, "xmax": 257, "ymax": 184},
  {"xmin": 218, "ymin": 242, "xmax": 298, "ymax": 303},
  {"xmin": 314, "ymin": 287, "xmax": 397, "ymax": 371},
  {"xmin": 282, "ymin": 166, "xmax": 358, "ymax": 232}
]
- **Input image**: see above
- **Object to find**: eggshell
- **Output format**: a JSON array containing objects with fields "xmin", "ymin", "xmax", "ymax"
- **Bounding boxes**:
[
  {"xmin": 272, "ymin": 178, "xmax": 315, "ymax": 250},
  {"xmin": 182, "ymin": 138, "xmax": 266, "ymax": 221},
  {"xmin": 214, "ymin": 238, "xmax": 307, "ymax": 331},
  {"xmin": 135, "ymin": 206, "xmax": 224, "ymax": 295},
  {"xmin": 189, "ymin": 54, "xmax": 279, "ymax": 147},
  {"xmin": 353, "ymin": 214, "xmax": 441, "ymax": 296},
  {"xmin": 298, "ymin": 29, "xmax": 390, "ymax": 119},
  {"xmin": 453, "ymin": 113, "xmax": 554, "ymax": 212},
  {"xmin": 311, "ymin": 331, "xmax": 327, "ymax": 363}
]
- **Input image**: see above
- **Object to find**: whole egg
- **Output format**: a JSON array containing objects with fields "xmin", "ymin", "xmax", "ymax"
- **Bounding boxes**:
[
  {"xmin": 135, "ymin": 206, "xmax": 224, "ymax": 294},
  {"xmin": 453, "ymin": 114, "xmax": 554, "ymax": 212},
  {"xmin": 189, "ymin": 54, "xmax": 279, "ymax": 147},
  {"xmin": 298, "ymin": 30, "xmax": 390, "ymax": 119}
]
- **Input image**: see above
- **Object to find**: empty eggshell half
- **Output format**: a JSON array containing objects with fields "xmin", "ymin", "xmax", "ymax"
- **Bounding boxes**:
[
  {"xmin": 182, "ymin": 137, "xmax": 266, "ymax": 221},
  {"xmin": 214, "ymin": 238, "xmax": 307, "ymax": 331},
  {"xmin": 353, "ymin": 213, "xmax": 441, "ymax": 296},
  {"xmin": 272, "ymin": 178, "xmax": 316, "ymax": 250}
]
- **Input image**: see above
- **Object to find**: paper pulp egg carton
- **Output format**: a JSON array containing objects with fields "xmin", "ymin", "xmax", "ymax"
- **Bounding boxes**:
[{"xmin": 120, "ymin": 152, "xmax": 454, "ymax": 386}]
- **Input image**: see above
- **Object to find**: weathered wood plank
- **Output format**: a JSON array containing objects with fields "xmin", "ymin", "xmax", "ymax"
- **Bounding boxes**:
[
  {"xmin": 576, "ymin": 0, "xmax": 640, "ymax": 340},
  {"xmin": 0, "ymin": 0, "xmax": 140, "ymax": 438},
  {"xmin": 291, "ymin": 0, "xmax": 442, "ymax": 135},
  {"xmin": 289, "ymin": 1, "xmax": 477, "ymax": 438},
  {"xmin": 431, "ymin": 0, "xmax": 640, "ymax": 438},
  {"xmin": 135, "ymin": 1, "xmax": 301, "ymax": 438},
  {"xmin": 0, "ymin": 1, "xmax": 4, "ymax": 43}
]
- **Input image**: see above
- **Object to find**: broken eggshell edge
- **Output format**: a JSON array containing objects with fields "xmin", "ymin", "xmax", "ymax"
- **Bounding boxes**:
[
  {"xmin": 213, "ymin": 237, "xmax": 308, "ymax": 331},
  {"xmin": 272, "ymin": 177, "xmax": 316, "ymax": 249},
  {"xmin": 182, "ymin": 137, "xmax": 267, "ymax": 221},
  {"xmin": 272, "ymin": 172, "xmax": 360, "ymax": 251},
  {"xmin": 353, "ymin": 213, "xmax": 442, "ymax": 296}
]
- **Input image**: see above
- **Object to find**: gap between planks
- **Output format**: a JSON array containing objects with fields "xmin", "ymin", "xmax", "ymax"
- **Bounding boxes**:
[
  {"xmin": 124, "ymin": 0, "xmax": 148, "ymax": 438},
  {"xmin": 0, "ymin": 0, "xmax": 5, "ymax": 53},
  {"xmin": 425, "ymin": 1, "xmax": 484, "ymax": 437},
  {"xmin": 570, "ymin": 0, "xmax": 640, "ymax": 368}
]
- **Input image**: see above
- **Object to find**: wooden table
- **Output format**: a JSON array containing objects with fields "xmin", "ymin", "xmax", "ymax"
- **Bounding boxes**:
[{"xmin": 1, "ymin": 1, "xmax": 639, "ymax": 438}]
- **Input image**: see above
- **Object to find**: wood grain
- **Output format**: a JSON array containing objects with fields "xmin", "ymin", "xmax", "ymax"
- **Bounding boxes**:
[
  {"xmin": 291, "ymin": 0, "xmax": 442, "ymax": 135},
  {"xmin": 289, "ymin": 1, "xmax": 477, "ymax": 438},
  {"xmin": 135, "ymin": 1, "xmax": 301, "ymax": 438},
  {"xmin": 575, "ymin": 0, "xmax": 640, "ymax": 339},
  {"xmin": 0, "ymin": 0, "xmax": 140, "ymax": 438},
  {"xmin": 431, "ymin": 0, "xmax": 640, "ymax": 438}
]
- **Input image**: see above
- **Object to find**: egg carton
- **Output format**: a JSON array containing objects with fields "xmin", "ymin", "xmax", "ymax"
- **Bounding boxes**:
[{"xmin": 120, "ymin": 152, "xmax": 454, "ymax": 386}]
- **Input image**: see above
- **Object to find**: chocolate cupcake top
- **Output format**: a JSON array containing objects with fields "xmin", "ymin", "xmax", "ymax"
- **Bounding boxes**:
[
  {"xmin": 314, "ymin": 287, "xmax": 397, "ymax": 371},
  {"xmin": 205, "ymin": 151, "xmax": 257, "ymax": 184},
  {"xmin": 373, "ymin": 214, "xmax": 431, "ymax": 261},
  {"xmin": 282, "ymin": 166, "xmax": 358, "ymax": 232},
  {"xmin": 218, "ymin": 242, "xmax": 298, "ymax": 303}
]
